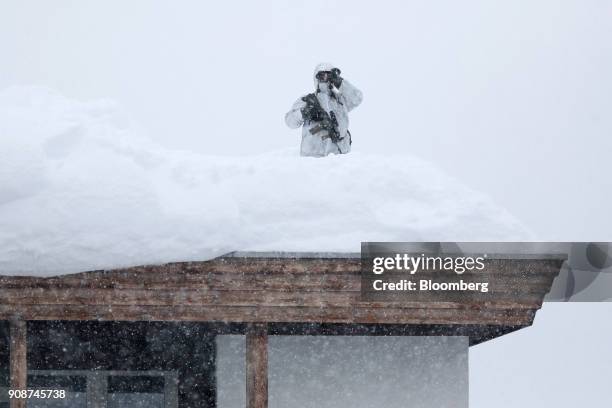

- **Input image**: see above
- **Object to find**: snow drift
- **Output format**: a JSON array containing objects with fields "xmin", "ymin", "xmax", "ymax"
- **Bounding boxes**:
[{"xmin": 0, "ymin": 86, "xmax": 530, "ymax": 276}]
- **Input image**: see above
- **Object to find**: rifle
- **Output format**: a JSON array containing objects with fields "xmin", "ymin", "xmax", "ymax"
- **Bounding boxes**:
[{"xmin": 301, "ymin": 93, "xmax": 343, "ymax": 145}]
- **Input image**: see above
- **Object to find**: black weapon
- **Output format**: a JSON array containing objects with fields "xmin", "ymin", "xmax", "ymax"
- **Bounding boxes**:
[
  {"xmin": 309, "ymin": 113, "xmax": 341, "ymax": 143},
  {"xmin": 301, "ymin": 93, "xmax": 343, "ymax": 146}
]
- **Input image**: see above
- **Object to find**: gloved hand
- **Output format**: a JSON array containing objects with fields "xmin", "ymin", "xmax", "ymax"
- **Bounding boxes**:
[
  {"xmin": 301, "ymin": 95, "xmax": 327, "ymax": 122},
  {"xmin": 319, "ymin": 116, "xmax": 333, "ymax": 130},
  {"xmin": 301, "ymin": 104, "xmax": 325, "ymax": 122},
  {"xmin": 330, "ymin": 68, "xmax": 343, "ymax": 89},
  {"xmin": 319, "ymin": 115, "xmax": 342, "ymax": 142}
]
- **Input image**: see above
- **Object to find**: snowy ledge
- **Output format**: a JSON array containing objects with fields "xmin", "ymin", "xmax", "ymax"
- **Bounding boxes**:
[{"xmin": 225, "ymin": 243, "xmax": 570, "ymax": 260}]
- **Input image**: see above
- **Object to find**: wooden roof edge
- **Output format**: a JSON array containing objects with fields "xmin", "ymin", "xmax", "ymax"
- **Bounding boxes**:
[{"xmin": 0, "ymin": 250, "xmax": 568, "ymax": 279}]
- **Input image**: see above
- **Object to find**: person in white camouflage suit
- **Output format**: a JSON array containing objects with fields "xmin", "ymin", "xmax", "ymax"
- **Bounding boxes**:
[{"xmin": 285, "ymin": 63, "xmax": 363, "ymax": 157}]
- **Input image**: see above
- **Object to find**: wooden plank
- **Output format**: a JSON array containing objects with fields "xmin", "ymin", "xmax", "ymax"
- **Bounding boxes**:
[
  {"xmin": 0, "ymin": 272, "xmax": 361, "ymax": 291},
  {"xmin": 9, "ymin": 319, "xmax": 27, "ymax": 408},
  {"xmin": 246, "ymin": 324, "xmax": 268, "ymax": 408},
  {"xmin": 0, "ymin": 257, "xmax": 562, "ymax": 289},
  {"xmin": 0, "ymin": 287, "xmax": 545, "ymax": 308},
  {"xmin": 0, "ymin": 304, "xmax": 537, "ymax": 325},
  {"xmin": 0, "ymin": 270, "xmax": 555, "ymax": 292},
  {"xmin": 0, "ymin": 276, "xmax": 553, "ymax": 293}
]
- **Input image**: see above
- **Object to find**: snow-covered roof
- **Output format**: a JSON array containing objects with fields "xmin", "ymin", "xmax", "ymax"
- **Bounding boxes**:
[{"xmin": 0, "ymin": 87, "xmax": 531, "ymax": 276}]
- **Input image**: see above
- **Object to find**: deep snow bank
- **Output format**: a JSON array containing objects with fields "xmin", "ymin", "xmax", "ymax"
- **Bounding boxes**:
[{"xmin": 0, "ymin": 86, "xmax": 530, "ymax": 276}]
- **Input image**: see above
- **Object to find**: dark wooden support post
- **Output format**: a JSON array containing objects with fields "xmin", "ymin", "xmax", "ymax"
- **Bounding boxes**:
[
  {"xmin": 9, "ymin": 319, "xmax": 27, "ymax": 408},
  {"xmin": 246, "ymin": 324, "xmax": 268, "ymax": 408}
]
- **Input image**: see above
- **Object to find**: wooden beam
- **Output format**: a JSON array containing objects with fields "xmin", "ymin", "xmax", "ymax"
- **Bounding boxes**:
[
  {"xmin": 246, "ymin": 324, "xmax": 268, "ymax": 408},
  {"xmin": 9, "ymin": 319, "xmax": 27, "ymax": 408},
  {"xmin": 0, "ymin": 303, "xmax": 538, "ymax": 326}
]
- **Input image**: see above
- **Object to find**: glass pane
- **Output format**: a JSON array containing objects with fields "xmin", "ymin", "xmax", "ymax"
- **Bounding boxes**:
[
  {"xmin": 27, "ymin": 374, "xmax": 86, "ymax": 408},
  {"xmin": 107, "ymin": 392, "xmax": 164, "ymax": 408},
  {"xmin": 107, "ymin": 375, "xmax": 165, "ymax": 408},
  {"xmin": 216, "ymin": 335, "xmax": 246, "ymax": 408},
  {"xmin": 26, "ymin": 321, "xmax": 215, "ymax": 407},
  {"xmin": 25, "ymin": 393, "xmax": 86, "ymax": 408},
  {"xmin": 29, "ymin": 374, "xmax": 86, "ymax": 391},
  {"xmin": 268, "ymin": 336, "xmax": 469, "ymax": 408}
]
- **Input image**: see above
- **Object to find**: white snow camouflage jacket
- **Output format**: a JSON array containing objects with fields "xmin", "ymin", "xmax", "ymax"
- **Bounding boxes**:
[{"xmin": 285, "ymin": 63, "xmax": 363, "ymax": 157}]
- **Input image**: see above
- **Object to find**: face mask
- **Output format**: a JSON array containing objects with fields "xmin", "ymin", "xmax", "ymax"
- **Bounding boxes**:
[{"xmin": 318, "ymin": 82, "xmax": 333, "ymax": 95}]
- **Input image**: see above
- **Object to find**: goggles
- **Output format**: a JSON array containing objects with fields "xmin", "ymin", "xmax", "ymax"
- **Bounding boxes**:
[{"xmin": 316, "ymin": 71, "xmax": 332, "ymax": 81}]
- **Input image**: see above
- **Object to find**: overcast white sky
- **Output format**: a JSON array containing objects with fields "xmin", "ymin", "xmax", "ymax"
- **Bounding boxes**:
[
  {"xmin": 1, "ymin": 2, "xmax": 611, "ymax": 406},
  {"xmin": 471, "ymin": 303, "xmax": 612, "ymax": 407}
]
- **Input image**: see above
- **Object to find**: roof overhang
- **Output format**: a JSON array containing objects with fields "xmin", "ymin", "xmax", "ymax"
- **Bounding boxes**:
[{"xmin": 0, "ymin": 251, "xmax": 565, "ymax": 345}]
